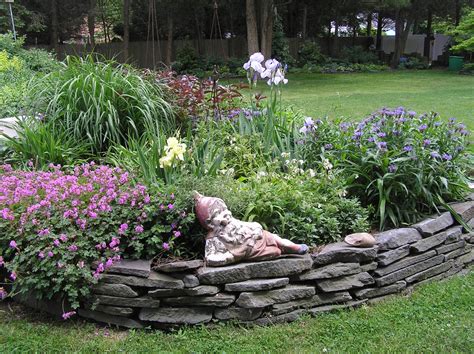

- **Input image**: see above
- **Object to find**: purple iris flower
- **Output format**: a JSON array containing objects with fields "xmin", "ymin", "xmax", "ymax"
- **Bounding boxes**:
[
  {"xmin": 377, "ymin": 142, "xmax": 387, "ymax": 150},
  {"xmin": 430, "ymin": 151, "xmax": 441, "ymax": 159},
  {"xmin": 388, "ymin": 164, "xmax": 397, "ymax": 173},
  {"xmin": 418, "ymin": 124, "xmax": 428, "ymax": 132},
  {"xmin": 423, "ymin": 139, "xmax": 431, "ymax": 146},
  {"xmin": 442, "ymin": 153, "xmax": 452, "ymax": 161},
  {"xmin": 403, "ymin": 145, "xmax": 413, "ymax": 152}
]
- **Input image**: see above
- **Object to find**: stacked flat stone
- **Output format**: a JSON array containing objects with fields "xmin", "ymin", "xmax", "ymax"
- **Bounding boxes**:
[{"xmin": 17, "ymin": 201, "xmax": 474, "ymax": 329}]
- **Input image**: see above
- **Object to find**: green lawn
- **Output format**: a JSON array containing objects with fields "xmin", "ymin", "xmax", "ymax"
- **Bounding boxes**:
[
  {"xmin": 237, "ymin": 69, "xmax": 474, "ymax": 132},
  {"xmin": 1, "ymin": 271, "xmax": 472, "ymax": 352}
]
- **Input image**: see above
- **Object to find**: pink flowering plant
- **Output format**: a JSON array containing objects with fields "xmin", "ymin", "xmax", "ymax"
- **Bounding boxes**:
[
  {"xmin": 298, "ymin": 108, "xmax": 471, "ymax": 229},
  {"xmin": 0, "ymin": 163, "xmax": 193, "ymax": 309}
]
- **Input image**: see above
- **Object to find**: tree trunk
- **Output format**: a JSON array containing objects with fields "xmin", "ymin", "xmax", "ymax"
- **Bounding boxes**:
[
  {"xmin": 376, "ymin": 12, "xmax": 383, "ymax": 50},
  {"xmin": 194, "ymin": 12, "xmax": 204, "ymax": 56},
  {"xmin": 259, "ymin": 0, "xmax": 274, "ymax": 59},
  {"xmin": 391, "ymin": 10, "xmax": 414, "ymax": 69},
  {"xmin": 50, "ymin": 0, "xmax": 59, "ymax": 55},
  {"xmin": 88, "ymin": 0, "xmax": 96, "ymax": 46},
  {"xmin": 302, "ymin": 3, "xmax": 308, "ymax": 40},
  {"xmin": 246, "ymin": 0, "xmax": 259, "ymax": 54},
  {"xmin": 333, "ymin": 8, "xmax": 339, "ymax": 57},
  {"xmin": 166, "ymin": 14, "xmax": 173, "ymax": 66},
  {"xmin": 423, "ymin": 8, "xmax": 432, "ymax": 59},
  {"xmin": 123, "ymin": 0, "xmax": 130, "ymax": 62},
  {"xmin": 366, "ymin": 12, "xmax": 372, "ymax": 37}
]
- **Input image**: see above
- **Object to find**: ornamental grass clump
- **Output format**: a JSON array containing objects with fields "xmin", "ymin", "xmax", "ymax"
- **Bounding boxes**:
[
  {"xmin": 28, "ymin": 56, "xmax": 175, "ymax": 155},
  {"xmin": 0, "ymin": 163, "xmax": 192, "ymax": 312},
  {"xmin": 299, "ymin": 108, "xmax": 471, "ymax": 229}
]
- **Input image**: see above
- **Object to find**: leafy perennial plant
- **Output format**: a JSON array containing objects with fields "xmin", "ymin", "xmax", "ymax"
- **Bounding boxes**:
[{"xmin": 0, "ymin": 163, "xmax": 193, "ymax": 313}]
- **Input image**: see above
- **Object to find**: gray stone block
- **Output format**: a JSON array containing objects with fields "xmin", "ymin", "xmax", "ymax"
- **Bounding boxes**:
[
  {"xmin": 436, "ymin": 240, "xmax": 466, "ymax": 255},
  {"xmin": 91, "ymin": 283, "xmax": 138, "ymax": 298},
  {"xmin": 353, "ymin": 281, "xmax": 406, "ymax": 299},
  {"xmin": 374, "ymin": 250, "xmax": 437, "ymax": 277},
  {"xmin": 312, "ymin": 243, "xmax": 377, "ymax": 265},
  {"xmin": 377, "ymin": 245, "xmax": 411, "ymax": 266},
  {"xmin": 374, "ymin": 254, "xmax": 445, "ymax": 286},
  {"xmin": 412, "ymin": 212, "xmax": 454, "ymax": 236},
  {"xmin": 153, "ymin": 260, "xmax": 204, "ymax": 273},
  {"xmin": 271, "ymin": 291, "xmax": 352, "ymax": 315},
  {"xmin": 375, "ymin": 229, "xmax": 422, "ymax": 251},
  {"xmin": 139, "ymin": 307, "xmax": 212, "ymax": 324},
  {"xmin": 100, "ymin": 272, "xmax": 184, "ymax": 289},
  {"xmin": 462, "ymin": 232, "xmax": 474, "ymax": 244},
  {"xmin": 248, "ymin": 309, "xmax": 305, "ymax": 326},
  {"xmin": 360, "ymin": 262, "xmax": 378, "ymax": 272},
  {"xmin": 293, "ymin": 263, "xmax": 361, "ymax": 281},
  {"xmin": 91, "ymin": 295, "xmax": 160, "ymax": 308},
  {"xmin": 214, "ymin": 307, "xmax": 263, "ymax": 321},
  {"xmin": 148, "ymin": 285, "xmax": 220, "ymax": 298},
  {"xmin": 405, "ymin": 260, "xmax": 454, "ymax": 283},
  {"xmin": 225, "ymin": 278, "xmax": 289, "ymax": 292},
  {"xmin": 453, "ymin": 249, "xmax": 474, "ymax": 265},
  {"xmin": 444, "ymin": 226, "xmax": 463, "ymax": 244},
  {"xmin": 236, "ymin": 285, "xmax": 316, "ymax": 308},
  {"xmin": 197, "ymin": 255, "xmax": 312, "ymax": 284},
  {"xmin": 411, "ymin": 265, "xmax": 463, "ymax": 288},
  {"xmin": 445, "ymin": 247, "xmax": 469, "ymax": 261},
  {"xmin": 183, "ymin": 275, "xmax": 200, "ymax": 288},
  {"xmin": 89, "ymin": 305, "xmax": 134, "ymax": 317},
  {"xmin": 108, "ymin": 259, "xmax": 151, "ymax": 278},
  {"xmin": 78, "ymin": 309, "xmax": 143, "ymax": 329},
  {"xmin": 306, "ymin": 300, "xmax": 367, "ymax": 315},
  {"xmin": 161, "ymin": 293, "xmax": 236, "ymax": 307},
  {"xmin": 450, "ymin": 201, "xmax": 474, "ymax": 222},
  {"xmin": 316, "ymin": 272, "xmax": 374, "ymax": 292},
  {"xmin": 411, "ymin": 227, "xmax": 462, "ymax": 253}
]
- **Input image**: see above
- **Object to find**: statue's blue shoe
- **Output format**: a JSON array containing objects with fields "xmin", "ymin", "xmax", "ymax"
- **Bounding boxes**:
[{"xmin": 298, "ymin": 244, "xmax": 309, "ymax": 255}]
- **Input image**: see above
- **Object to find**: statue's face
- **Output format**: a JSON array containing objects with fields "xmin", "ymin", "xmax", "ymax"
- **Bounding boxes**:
[{"xmin": 211, "ymin": 209, "xmax": 233, "ymax": 228}]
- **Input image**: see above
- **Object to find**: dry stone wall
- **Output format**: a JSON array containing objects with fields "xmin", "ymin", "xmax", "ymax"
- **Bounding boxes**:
[{"xmin": 17, "ymin": 201, "xmax": 474, "ymax": 329}]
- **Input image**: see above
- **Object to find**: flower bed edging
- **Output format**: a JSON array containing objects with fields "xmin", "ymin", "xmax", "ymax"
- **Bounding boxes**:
[{"xmin": 14, "ymin": 201, "xmax": 474, "ymax": 329}]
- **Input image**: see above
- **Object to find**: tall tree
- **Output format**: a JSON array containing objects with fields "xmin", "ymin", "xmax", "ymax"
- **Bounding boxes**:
[
  {"xmin": 88, "ymin": 0, "xmax": 97, "ymax": 45},
  {"xmin": 50, "ymin": 0, "xmax": 59, "ymax": 53},
  {"xmin": 123, "ymin": 0, "xmax": 130, "ymax": 61},
  {"xmin": 259, "ymin": 0, "xmax": 274, "ymax": 58},
  {"xmin": 246, "ymin": 0, "xmax": 259, "ymax": 54}
]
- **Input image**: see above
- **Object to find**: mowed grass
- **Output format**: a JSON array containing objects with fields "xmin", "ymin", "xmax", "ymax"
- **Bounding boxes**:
[
  {"xmin": 0, "ymin": 271, "xmax": 472, "ymax": 352},
  {"xmin": 235, "ymin": 69, "xmax": 474, "ymax": 132}
]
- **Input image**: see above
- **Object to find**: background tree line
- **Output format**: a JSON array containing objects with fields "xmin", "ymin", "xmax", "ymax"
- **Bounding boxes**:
[{"xmin": 0, "ymin": 0, "xmax": 473, "ymax": 67}]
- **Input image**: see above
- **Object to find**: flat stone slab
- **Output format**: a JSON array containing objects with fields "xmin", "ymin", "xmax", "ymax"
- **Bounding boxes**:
[
  {"xmin": 271, "ymin": 291, "xmax": 352, "ymax": 316},
  {"xmin": 316, "ymin": 272, "xmax": 374, "ymax": 292},
  {"xmin": 374, "ymin": 250, "xmax": 437, "ymax": 277},
  {"xmin": 375, "ymin": 254, "xmax": 445, "ymax": 286},
  {"xmin": 445, "ymin": 246, "xmax": 471, "ymax": 261},
  {"xmin": 148, "ymin": 285, "xmax": 219, "ymax": 298},
  {"xmin": 405, "ymin": 260, "xmax": 454, "ymax": 283},
  {"xmin": 214, "ymin": 307, "xmax": 263, "ymax": 321},
  {"xmin": 436, "ymin": 240, "xmax": 466, "ymax": 255},
  {"xmin": 312, "ymin": 243, "xmax": 377, "ymax": 265},
  {"xmin": 377, "ymin": 245, "xmax": 411, "ymax": 266},
  {"xmin": 236, "ymin": 285, "xmax": 316, "ymax": 308},
  {"xmin": 90, "ymin": 304, "xmax": 134, "ymax": 317},
  {"xmin": 353, "ymin": 281, "xmax": 406, "ymax": 299},
  {"xmin": 101, "ymin": 271, "xmax": 184, "ymax": 289},
  {"xmin": 153, "ymin": 260, "xmax": 204, "ymax": 273},
  {"xmin": 293, "ymin": 263, "xmax": 361, "ymax": 281},
  {"xmin": 91, "ymin": 283, "xmax": 138, "ymax": 298},
  {"xmin": 411, "ymin": 227, "xmax": 462, "ymax": 253},
  {"xmin": 225, "ymin": 278, "xmax": 289, "ymax": 292},
  {"xmin": 248, "ymin": 309, "xmax": 305, "ymax": 326},
  {"xmin": 360, "ymin": 262, "xmax": 378, "ymax": 272},
  {"xmin": 161, "ymin": 293, "xmax": 236, "ymax": 307},
  {"xmin": 412, "ymin": 212, "xmax": 453, "ymax": 236},
  {"xmin": 306, "ymin": 300, "xmax": 367, "ymax": 315},
  {"xmin": 197, "ymin": 255, "xmax": 312, "ymax": 284},
  {"xmin": 454, "ymin": 250, "xmax": 474, "ymax": 266},
  {"xmin": 91, "ymin": 295, "xmax": 160, "ymax": 308},
  {"xmin": 139, "ymin": 307, "xmax": 212, "ymax": 324},
  {"xmin": 375, "ymin": 228, "xmax": 422, "ymax": 251},
  {"xmin": 78, "ymin": 309, "xmax": 143, "ymax": 329},
  {"xmin": 450, "ymin": 201, "xmax": 474, "ymax": 222},
  {"xmin": 462, "ymin": 232, "xmax": 474, "ymax": 244},
  {"xmin": 108, "ymin": 259, "xmax": 151, "ymax": 278}
]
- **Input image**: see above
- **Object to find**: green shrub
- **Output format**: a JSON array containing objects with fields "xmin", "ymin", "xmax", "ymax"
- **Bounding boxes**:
[
  {"xmin": 28, "ymin": 56, "xmax": 175, "ymax": 155},
  {"xmin": 299, "ymin": 109, "xmax": 471, "ymax": 229},
  {"xmin": 297, "ymin": 41, "xmax": 326, "ymax": 67},
  {"xmin": 340, "ymin": 46, "xmax": 379, "ymax": 64}
]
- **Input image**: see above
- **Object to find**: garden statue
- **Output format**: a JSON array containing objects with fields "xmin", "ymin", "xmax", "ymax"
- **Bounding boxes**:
[
  {"xmin": 194, "ymin": 192, "xmax": 309, "ymax": 266},
  {"xmin": 344, "ymin": 232, "xmax": 376, "ymax": 247}
]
